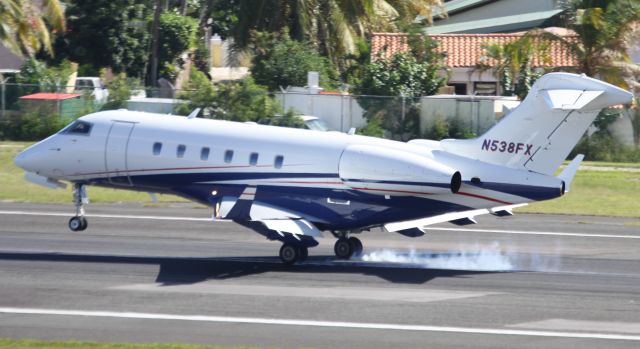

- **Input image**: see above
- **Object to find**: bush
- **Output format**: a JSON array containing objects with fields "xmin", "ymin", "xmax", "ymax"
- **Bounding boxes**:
[
  {"xmin": 249, "ymin": 31, "xmax": 338, "ymax": 91},
  {"xmin": 101, "ymin": 73, "xmax": 142, "ymax": 110},
  {"xmin": 1, "ymin": 113, "xmax": 71, "ymax": 141},
  {"xmin": 178, "ymin": 70, "xmax": 281, "ymax": 122}
]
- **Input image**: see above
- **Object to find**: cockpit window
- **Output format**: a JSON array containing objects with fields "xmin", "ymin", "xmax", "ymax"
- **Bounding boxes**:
[{"xmin": 62, "ymin": 120, "xmax": 93, "ymax": 135}]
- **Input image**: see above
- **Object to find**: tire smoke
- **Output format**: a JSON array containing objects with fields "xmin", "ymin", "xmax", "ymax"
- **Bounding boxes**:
[{"xmin": 360, "ymin": 242, "xmax": 561, "ymax": 272}]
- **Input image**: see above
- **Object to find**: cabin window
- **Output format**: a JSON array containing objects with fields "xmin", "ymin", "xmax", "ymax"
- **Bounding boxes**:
[
  {"xmin": 64, "ymin": 120, "xmax": 93, "ymax": 135},
  {"xmin": 177, "ymin": 144, "xmax": 186, "ymax": 158},
  {"xmin": 224, "ymin": 150, "xmax": 234, "ymax": 163},
  {"xmin": 274, "ymin": 155, "xmax": 284, "ymax": 169},
  {"xmin": 249, "ymin": 152, "xmax": 259, "ymax": 166},
  {"xmin": 152, "ymin": 142, "xmax": 162, "ymax": 155},
  {"xmin": 200, "ymin": 147, "xmax": 210, "ymax": 161}
]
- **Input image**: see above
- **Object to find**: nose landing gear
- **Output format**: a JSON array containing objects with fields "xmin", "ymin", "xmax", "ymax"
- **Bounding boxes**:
[{"xmin": 69, "ymin": 183, "xmax": 88, "ymax": 232}]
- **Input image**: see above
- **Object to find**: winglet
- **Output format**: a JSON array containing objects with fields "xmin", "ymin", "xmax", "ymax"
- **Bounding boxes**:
[
  {"xmin": 187, "ymin": 108, "xmax": 201, "ymax": 119},
  {"xmin": 557, "ymin": 154, "xmax": 584, "ymax": 193}
]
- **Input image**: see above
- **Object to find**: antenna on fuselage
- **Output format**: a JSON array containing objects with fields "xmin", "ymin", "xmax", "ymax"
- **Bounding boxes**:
[{"xmin": 187, "ymin": 108, "xmax": 201, "ymax": 119}]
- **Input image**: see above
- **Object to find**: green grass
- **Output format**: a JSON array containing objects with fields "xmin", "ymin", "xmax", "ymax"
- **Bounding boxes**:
[
  {"xmin": 516, "ymin": 169, "xmax": 640, "ymax": 217},
  {"xmin": 0, "ymin": 142, "xmax": 185, "ymax": 204},
  {"xmin": 0, "ymin": 338, "xmax": 257, "ymax": 349},
  {"xmin": 2, "ymin": 142, "xmax": 639, "ymax": 217},
  {"xmin": 578, "ymin": 161, "xmax": 640, "ymax": 169}
]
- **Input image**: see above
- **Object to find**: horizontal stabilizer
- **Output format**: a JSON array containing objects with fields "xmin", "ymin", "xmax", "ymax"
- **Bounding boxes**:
[{"xmin": 542, "ymin": 90, "xmax": 603, "ymax": 110}]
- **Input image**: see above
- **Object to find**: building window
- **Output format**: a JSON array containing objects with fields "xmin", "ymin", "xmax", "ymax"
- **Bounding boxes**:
[
  {"xmin": 274, "ymin": 155, "xmax": 284, "ymax": 169},
  {"xmin": 449, "ymin": 83, "xmax": 468, "ymax": 95},
  {"xmin": 177, "ymin": 144, "xmax": 186, "ymax": 158},
  {"xmin": 224, "ymin": 150, "xmax": 234, "ymax": 163},
  {"xmin": 249, "ymin": 152, "xmax": 259, "ymax": 166},
  {"xmin": 200, "ymin": 147, "xmax": 210, "ymax": 161},
  {"xmin": 474, "ymin": 82, "xmax": 497, "ymax": 96},
  {"xmin": 152, "ymin": 142, "xmax": 162, "ymax": 156}
]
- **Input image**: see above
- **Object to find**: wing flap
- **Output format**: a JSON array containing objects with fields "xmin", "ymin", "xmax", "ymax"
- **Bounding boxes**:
[{"xmin": 384, "ymin": 204, "xmax": 527, "ymax": 233}]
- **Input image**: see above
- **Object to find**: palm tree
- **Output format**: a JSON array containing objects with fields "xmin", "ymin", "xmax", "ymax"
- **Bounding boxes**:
[
  {"xmin": 537, "ymin": 0, "xmax": 640, "ymax": 89},
  {"xmin": 0, "ymin": 0, "xmax": 65, "ymax": 57},
  {"xmin": 228, "ymin": 0, "xmax": 445, "ymax": 69},
  {"xmin": 479, "ymin": 34, "xmax": 551, "ymax": 98}
]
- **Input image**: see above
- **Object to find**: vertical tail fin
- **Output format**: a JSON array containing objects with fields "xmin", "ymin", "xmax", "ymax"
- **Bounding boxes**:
[{"xmin": 440, "ymin": 73, "xmax": 632, "ymax": 175}]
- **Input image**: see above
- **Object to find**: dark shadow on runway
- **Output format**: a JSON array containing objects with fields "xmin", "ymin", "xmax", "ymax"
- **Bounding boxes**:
[{"xmin": 0, "ymin": 252, "xmax": 500, "ymax": 285}]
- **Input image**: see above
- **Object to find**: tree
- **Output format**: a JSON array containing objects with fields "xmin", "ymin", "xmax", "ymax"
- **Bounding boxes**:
[
  {"xmin": 249, "ymin": 31, "xmax": 337, "ymax": 90},
  {"xmin": 353, "ymin": 33, "xmax": 446, "ymax": 140},
  {"xmin": 538, "ymin": 0, "xmax": 640, "ymax": 89},
  {"xmin": 479, "ymin": 34, "xmax": 551, "ymax": 99},
  {"xmin": 0, "ymin": 0, "xmax": 65, "ymax": 56},
  {"xmin": 62, "ymin": 0, "xmax": 151, "ymax": 78},
  {"xmin": 156, "ymin": 11, "xmax": 197, "ymax": 82},
  {"xmin": 229, "ymin": 0, "xmax": 445, "ymax": 70}
]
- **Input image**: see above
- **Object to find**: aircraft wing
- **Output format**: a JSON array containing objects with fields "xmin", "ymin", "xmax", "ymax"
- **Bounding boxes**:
[
  {"xmin": 383, "ymin": 203, "xmax": 527, "ymax": 234},
  {"xmin": 216, "ymin": 186, "xmax": 323, "ymax": 238}
]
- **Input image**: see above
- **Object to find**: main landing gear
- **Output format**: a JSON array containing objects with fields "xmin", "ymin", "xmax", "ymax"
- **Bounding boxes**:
[
  {"xmin": 279, "ymin": 243, "xmax": 308, "ymax": 264},
  {"xmin": 333, "ymin": 233, "xmax": 363, "ymax": 260},
  {"xmin": 68, "ymin": 183, "xmax": 88, "ymax": 232}
]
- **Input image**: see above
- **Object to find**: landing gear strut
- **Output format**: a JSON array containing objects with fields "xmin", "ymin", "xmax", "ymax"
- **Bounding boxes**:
[
  {"xmin": 69, "ymin": 183, "xmax": 88, "ymax": 232},
  {"xmin": 333, "ymin": 234, "xmax": 363, "ymax": 260},
  {"xmin": 279, "ymin": 243, "xmax": 308, "ymax": 264}
]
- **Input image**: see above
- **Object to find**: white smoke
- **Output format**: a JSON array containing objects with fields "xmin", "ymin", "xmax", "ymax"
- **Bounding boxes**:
[{"xmin": 360, "ymin": 242, "xmax": 561, "ymax": 272}]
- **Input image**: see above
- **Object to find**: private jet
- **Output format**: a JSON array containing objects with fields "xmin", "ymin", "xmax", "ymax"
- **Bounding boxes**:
[{"xmin": 14, "ymin": 73, "xmax": 633, "ymax": 264}]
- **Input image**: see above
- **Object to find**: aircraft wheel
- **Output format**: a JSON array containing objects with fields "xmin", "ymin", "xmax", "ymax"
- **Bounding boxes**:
[
  {"xmin": 79, "ymin": 217, "xmax": 88, "ymax": 231},
  {"xmin": 348, "ymin": 237, "xmax": 363, "ymax": 256},
  {"xmin": 297, "ymin": 246, "xmax": 308, "ymax": 262},
  {"xmin": 69, "ymin": 217, "xmax": 85, "ymax": 232},
  {"xmin": 334, "ymin": 238, "xmax": 353, "ymax": 260},
  {"xmin": 279, "ymin": 244, "xmax": 299, "ymax": 265}
]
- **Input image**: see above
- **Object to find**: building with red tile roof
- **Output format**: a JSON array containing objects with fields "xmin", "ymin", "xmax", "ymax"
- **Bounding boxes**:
[{"xmin": 371, "ymin": 30, "xmax": 578, "ymax": 95}]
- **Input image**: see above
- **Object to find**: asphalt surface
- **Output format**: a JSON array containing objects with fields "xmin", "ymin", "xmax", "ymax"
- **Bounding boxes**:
[{"xmin": 0, "ymin": 202, "xmax": 639, "ymax": 348}]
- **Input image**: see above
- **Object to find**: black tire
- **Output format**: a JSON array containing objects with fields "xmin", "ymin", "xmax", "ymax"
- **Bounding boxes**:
[
  {"xmin": 297, "ymin": 246, "xmax": 308, "ymax": 262},
  {"xmin": 348, "ymin": 237, "xmax": 363, "ymax": 256},
  {"xmin": 79, "ymin": 217, "xmax": 88, "ymax": 231},
  {"xmin": 334, "ymin": 238, "xmax": 353, "ymax": 259},
  {"xmin": 279, "ymin": 244, "xmax": 298, "ymax": 265},
  {"xmin": 68, "ymin": 217, "xmax": 83, "ymax": 232}
]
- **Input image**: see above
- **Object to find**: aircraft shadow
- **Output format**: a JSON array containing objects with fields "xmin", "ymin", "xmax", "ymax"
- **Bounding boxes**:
[{"xmin": 0, "ymin": 251, "xmax": 503, "ymax": 285}]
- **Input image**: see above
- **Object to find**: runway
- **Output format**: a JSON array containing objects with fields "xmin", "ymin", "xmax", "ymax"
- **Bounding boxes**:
[{"xmin": 0, "ymin": 202, "xmax": 639, "ymax": 348}]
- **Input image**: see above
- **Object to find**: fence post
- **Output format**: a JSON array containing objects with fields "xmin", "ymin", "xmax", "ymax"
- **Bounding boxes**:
[{"xmin": 0, "ymin": 78, "xmax": 7, "ymax": 120}]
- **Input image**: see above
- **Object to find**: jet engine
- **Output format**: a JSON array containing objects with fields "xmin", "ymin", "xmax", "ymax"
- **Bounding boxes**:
[{"xmin": 339, "ymin": 144, "xmax": 461, "ymax": 196}]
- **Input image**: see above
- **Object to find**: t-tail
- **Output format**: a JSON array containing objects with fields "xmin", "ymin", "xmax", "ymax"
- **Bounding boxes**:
[{"xmin": 440, "ymin": 73, "xmax": 633, "ymax": 175}]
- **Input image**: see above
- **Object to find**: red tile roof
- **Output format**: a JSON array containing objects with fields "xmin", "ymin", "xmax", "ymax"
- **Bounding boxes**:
[
  {"xmin": 20, "ymin": 92, "xmax": 83, "ymax": 100},
  {"xmin": 371, "ymin": 32, "xmax": 578, "ymax": 68}
]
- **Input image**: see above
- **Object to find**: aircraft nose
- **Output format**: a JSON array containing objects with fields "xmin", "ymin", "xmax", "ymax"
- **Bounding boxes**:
[{"xmin": 14, "ymin": 147, "xmax": 35, "ymax": 172}]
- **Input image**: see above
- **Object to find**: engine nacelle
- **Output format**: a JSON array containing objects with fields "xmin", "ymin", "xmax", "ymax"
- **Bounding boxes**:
[{"xmin": 339, "ymin": 144, "xmax": 461, "ymax": 196}]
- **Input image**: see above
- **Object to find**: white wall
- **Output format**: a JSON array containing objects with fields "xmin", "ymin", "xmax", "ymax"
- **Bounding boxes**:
[{"xmin": 274, "ymin": 90, "xmax": 367, "ymax": 132}]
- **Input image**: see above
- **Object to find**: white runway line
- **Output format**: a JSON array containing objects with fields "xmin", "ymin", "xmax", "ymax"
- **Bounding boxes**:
[
  {"xmin": 0, "ymin": 307, "xmax": 639, "ymax": 341},
  {"xmin": 1, "ymin": 209, "xmax": 637, "ymax": 239}
]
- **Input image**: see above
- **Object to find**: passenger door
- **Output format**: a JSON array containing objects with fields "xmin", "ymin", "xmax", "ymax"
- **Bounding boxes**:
[{"xmin": 105, "ymin": 121, "xmax": 135, "ymax": 186}]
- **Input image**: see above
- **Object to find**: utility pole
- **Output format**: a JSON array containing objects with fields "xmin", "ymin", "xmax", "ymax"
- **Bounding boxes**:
[{"xmin": 149, "ymin": 0, "xmax": 163, "ymax": 87}]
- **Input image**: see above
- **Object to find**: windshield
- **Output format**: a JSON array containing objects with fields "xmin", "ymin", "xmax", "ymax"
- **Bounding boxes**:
[{"xmin": 59, "ymin": 120, "xmax": 93, "ymax": 135}]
